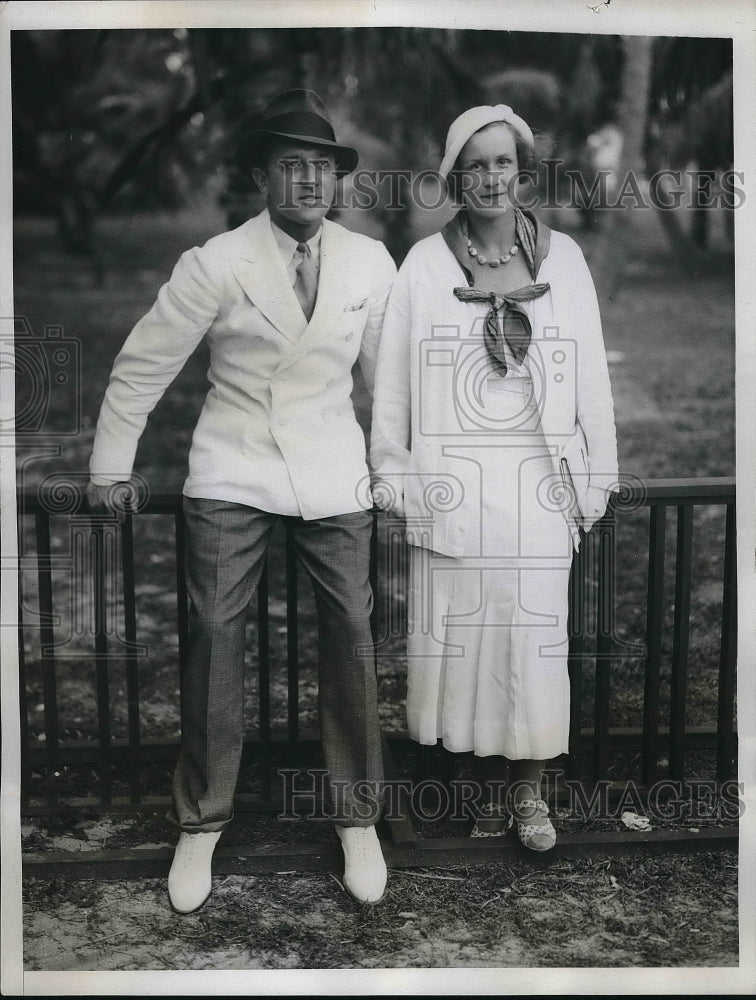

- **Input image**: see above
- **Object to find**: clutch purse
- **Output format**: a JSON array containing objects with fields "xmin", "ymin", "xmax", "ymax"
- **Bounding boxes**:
[{"xmin": 559, "ymin": 423, "xmax": 591, "ymax": 521}]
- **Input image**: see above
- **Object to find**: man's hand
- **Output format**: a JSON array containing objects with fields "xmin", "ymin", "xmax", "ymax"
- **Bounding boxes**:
[{"xmin": 85, "ymin": 481, "xmax": 126, "ymax": 523}]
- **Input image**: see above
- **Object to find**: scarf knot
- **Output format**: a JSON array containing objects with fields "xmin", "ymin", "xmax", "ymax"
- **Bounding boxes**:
[{"xmin": 452, "ymin": 282, "xmax": 550, "ymax": 374}]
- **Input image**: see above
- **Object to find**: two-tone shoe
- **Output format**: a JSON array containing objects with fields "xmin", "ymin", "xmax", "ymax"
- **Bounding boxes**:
[{"xmin": 510, "ymin": 798, "xmax": 556, "ymax": 852}]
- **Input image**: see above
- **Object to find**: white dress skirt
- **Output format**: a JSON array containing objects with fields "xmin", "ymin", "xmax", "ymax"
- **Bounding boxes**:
[{"xmin": 405, "ymin": 374, "xmax": 574, "ymax": 761}]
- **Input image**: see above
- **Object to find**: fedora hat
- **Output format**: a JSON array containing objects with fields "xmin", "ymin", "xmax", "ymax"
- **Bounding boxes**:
[{"xmin": 235, "ymin": 89, "xmax": 359, "ymax": 179}]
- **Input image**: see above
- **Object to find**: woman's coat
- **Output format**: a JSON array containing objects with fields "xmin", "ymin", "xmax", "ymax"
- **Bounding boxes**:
[{"xmin": 370, "ymin": 224, "xmax": 619, "ymax": 556}]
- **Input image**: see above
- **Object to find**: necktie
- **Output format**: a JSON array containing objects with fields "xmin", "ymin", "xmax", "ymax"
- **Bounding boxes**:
[
  {"xmin": 294, "ymin": 242, "xmax": 318, "ymax": 321},
  {"xmin": 453, "ymin": 282, "xmax": 550, "ymax": 376}
]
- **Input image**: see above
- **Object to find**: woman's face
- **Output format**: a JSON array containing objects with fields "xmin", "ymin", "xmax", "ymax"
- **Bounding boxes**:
[{"xmin": 455, "ymin": 122, "xmax": 520, "ymax": 218}]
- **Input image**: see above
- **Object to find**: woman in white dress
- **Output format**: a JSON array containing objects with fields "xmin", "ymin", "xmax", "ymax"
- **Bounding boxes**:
[{"xmin": 371, "ymin": 105, "xmax": 618, "ymax": 850}]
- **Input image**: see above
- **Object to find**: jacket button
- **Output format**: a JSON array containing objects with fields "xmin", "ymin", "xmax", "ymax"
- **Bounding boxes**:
[
  {"xmin": 345, "ymin": 332, "xmax": 354, "ymax": 341},
  {"xmin": 255, "ymin": 335, "xmax": 264, "ymax": 342}
]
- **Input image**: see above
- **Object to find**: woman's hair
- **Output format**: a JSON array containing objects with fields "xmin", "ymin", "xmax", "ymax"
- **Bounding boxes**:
[{"xmin": 447, "ymin": 121, "xmax": 537, "ymax": 204}]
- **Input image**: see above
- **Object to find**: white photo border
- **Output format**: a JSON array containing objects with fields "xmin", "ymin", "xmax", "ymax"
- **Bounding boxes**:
[{"xmin": 1, "ymin": 0, "xmax": 754, "ymax": 995}]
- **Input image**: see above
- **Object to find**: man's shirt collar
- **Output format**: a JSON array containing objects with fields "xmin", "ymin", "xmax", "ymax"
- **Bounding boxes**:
[{"xmin": 268, "ymin": 213, "xmax": 323, "ymax": 266}]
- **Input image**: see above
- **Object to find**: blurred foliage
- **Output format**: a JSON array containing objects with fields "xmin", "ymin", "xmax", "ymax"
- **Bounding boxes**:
[
  {"xmin": 11, "ymin": 27, "xmax": 733, "ymax": 263},
  {"xmin": 12, "ymin": 30, "xmax": 209, "ymax": 213}
]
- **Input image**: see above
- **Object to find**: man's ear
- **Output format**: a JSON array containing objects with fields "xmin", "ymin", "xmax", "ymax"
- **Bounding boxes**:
[{"xmin": 251, "ymin": 165, "xmax": 268, "ymax": 192}]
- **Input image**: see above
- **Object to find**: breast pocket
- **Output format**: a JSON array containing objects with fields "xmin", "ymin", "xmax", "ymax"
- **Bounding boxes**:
[
  {"xmin": 341, "ymin": 301, "xmax": 370, "ymax": 330},
  {"xmin": 336, "ymin": 304, "xmax": 370, "ymax": 362}
]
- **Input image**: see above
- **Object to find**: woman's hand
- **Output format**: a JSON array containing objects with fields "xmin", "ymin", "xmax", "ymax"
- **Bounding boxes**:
[
  {"xmin": 580, "ymin": 484, "xmax": 612, "ymax": 532},
  {"xmin": 370, "ymin": 478, "xmax": 405, "ymax": 519}
]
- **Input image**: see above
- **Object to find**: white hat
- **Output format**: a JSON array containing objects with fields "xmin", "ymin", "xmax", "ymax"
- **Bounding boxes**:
[{"xmin": 438, "ymin": 104, "xmax": 534, "ymax": 179}]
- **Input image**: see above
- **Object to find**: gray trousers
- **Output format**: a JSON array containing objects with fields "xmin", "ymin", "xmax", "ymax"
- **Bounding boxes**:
[{"xmin": 168, "ymin": 498, "xmax": 384, "ymax": 831}]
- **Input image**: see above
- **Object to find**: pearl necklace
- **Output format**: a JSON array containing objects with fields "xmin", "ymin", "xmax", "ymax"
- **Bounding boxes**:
[{"xmin": 464, "ymin": 228, "xmax": 519, "ymax": 267}]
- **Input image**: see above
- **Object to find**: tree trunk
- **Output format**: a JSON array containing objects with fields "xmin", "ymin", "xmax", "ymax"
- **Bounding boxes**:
[
  {"xmin": 589, "ymin": 35, "xmax": 657, "ymax": 301},
  {"xmin": 616, "ymin": 35, "xmax": 654, "ymax": 178}
]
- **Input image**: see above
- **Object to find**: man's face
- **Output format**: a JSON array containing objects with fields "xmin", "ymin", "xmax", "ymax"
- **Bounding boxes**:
[{"xmin": 256, "ymin": 142, "xmax": 338, "ymax": 230}]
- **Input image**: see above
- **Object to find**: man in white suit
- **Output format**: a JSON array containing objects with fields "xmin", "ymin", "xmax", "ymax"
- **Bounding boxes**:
[{"xmin": 86, "ymin": 90, "xmax": 397, "ymax": 910}]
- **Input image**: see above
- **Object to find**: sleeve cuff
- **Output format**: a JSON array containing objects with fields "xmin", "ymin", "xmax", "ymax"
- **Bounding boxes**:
[
  {"xmin": 584, "ymin": 483, "xmax": 611, "ymax": 516},
  {"xmin": 89, "ymin": 474, "xmax": 130, "ymax": 487}
]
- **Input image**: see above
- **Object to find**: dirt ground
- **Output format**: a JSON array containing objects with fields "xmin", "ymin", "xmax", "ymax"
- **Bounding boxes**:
[
  {"xmin": 21, "ymin": 861, "xmax": 736, "ymax": 973},
  {"xmin": 20, "ymin": 812, "xmax": 739, "ymax": 972}
]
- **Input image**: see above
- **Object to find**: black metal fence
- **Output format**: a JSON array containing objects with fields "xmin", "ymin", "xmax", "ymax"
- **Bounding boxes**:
[{"xmin": 16, "ymin": 477, "xmax": 737, "ymax": 821}]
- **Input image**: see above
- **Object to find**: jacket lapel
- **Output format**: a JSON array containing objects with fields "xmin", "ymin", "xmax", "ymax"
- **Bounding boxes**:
[
  {"xmin": 231, "ymin": 210, "xmax": 307, "ymax": 343},
  {"xmin": 528, "ymin": 251, "xmax": 575, "ymax": 462},
  {"xmin": 529, "ymin": 209, "xmax": 551, "ymax": 277}
]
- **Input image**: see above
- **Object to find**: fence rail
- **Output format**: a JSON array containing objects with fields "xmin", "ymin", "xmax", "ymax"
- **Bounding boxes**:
[{"xmin": 17, "ymin": 478, "xmax": 737, "ymax": 832}]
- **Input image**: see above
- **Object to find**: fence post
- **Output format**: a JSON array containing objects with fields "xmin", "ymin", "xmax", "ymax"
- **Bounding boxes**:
[
  {"xmin": 642, "ymin": 504, "xmax": 667, "ymax": 784},
  {"xmin": 91, "ymin": 519, "xmax": 116, "ymax": 806},
  {"xmin": 567, "ymin": 531, "xmax": 587, "ymax": 781},
  {"xmin": 286, "ymin": 530, "xmax": 299, "ymax": 746},
  {"xmin": 257, "ymin": 557, "xmax": 271, "ymax": 801},
  {"xmin": 669, "ymin": 504, "xmax": 693, "ymax": 780},
  {"xmin": 716, "ymin": 502, "xmax": 737, "ymax": 781},
  {"xmin": 593, "ymin": 509, "xmax": 615, "ymax": 783},
  {"xmin": 34, "ymin": 509, "xmax": 59, "ymax": 808}
]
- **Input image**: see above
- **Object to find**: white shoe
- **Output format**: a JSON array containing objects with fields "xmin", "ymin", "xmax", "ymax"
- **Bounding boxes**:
[
  {"xmin": 168, "ymin": 831, "xmax": 221, "ymax": 913},
  {"xmin": 335, "ymin": 825, "xmax": 387, "ymax": 904}
]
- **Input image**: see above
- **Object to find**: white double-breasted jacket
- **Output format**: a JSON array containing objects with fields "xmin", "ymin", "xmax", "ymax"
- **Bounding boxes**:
[
  {"xmin": 90, "ymin": 209, "xmax": 397, "ymax": 519},
  {"xmin": 370, "ymin": 216, "xmax": 619, "ymax": 557}
]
